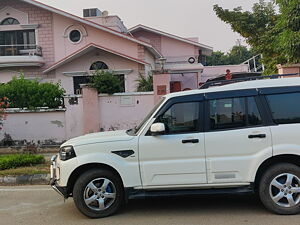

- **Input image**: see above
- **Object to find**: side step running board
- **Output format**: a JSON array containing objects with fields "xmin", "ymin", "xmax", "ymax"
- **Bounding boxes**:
[{"xmin": 125, "ymin": 185, "xmax": 254, "ymax": 200}]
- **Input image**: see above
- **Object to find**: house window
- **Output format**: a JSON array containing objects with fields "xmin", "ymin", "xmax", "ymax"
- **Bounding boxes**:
[
  {"xmin": 0, "ymin": 29, "xmax": 36, "ymax": 56},
  {"xmin": 90, "ymin": 61, "xmax": 109, "ymax": 70},
  {"xmin": 198, "ymin": 50, "xmax": 207, "ymax": 65},
  {"xmin": 69, "ymin": 30, "xmax": 82, "ymax": 43},
  {"xmin": 1, "ymin": 17, "xmax": 20, "ymax": 25},
  {"xmin": 73, "ymin": 76, "xmax": 91, "ymax": 94},
  {"xmin": 117, "ymin": 74, "xmax": 125, "ymax": 92}
]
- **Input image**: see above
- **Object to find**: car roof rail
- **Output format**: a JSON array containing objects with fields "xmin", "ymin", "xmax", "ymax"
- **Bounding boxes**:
[{"xmin": 199, "ymin": 73, "xmax": 300, "ymax": 89}]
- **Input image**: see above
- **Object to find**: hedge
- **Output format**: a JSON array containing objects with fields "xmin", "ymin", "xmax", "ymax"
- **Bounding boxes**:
[
  {"xmin": 0, "ymin": 75, "xmax": 65, "ymax": 109},
  {"xmin": 89, "ymin": 70, "xmax": 123, "ymax": 94},
  {"xmin": 0, "ymin": 154, "xmax": 45, "ymax": 170}
]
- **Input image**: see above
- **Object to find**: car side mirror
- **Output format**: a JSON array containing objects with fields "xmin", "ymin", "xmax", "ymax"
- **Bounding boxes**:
[{"xmin": 150, "ymin": 123, "xmax": 165, "ymax": 135}]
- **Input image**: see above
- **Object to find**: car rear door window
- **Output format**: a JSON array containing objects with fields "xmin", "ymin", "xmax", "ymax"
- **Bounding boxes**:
[
  {"xmin": 266, "ymin": 92, "xmax": 300, "ymax": 124},
  {"xmin": 209, "ymin": 97, "xmax": 262, "ymax": 130}
]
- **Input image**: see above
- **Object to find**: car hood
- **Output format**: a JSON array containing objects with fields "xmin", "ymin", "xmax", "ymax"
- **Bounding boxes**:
[{"xmin": 62, "ymin": 130, "xmax": 135, "ymax": 147}]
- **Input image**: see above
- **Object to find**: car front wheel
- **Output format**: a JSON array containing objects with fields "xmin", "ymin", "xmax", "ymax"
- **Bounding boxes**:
[
  {"xmin": 73, "ymin": 168, "xmax": 124, "ymax": 218},
  {"xmin": 259, "ymin": 163, "xmax": 300, "ymax": 215}
]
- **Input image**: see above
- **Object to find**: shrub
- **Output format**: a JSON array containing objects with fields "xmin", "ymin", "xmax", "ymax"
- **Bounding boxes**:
[
  {"xmin": 0, "ymin": 154, "xmax": 45, "ymax": 170},
  {"xmin": 89, "ymin": 70, "xmax": 122, "ymax": 95},
  {"xmin": 0, "ymin": 75, "xmax": 65, "ymax": 109},
  {"xmin": 136, "ymin": 73, "xmax": 153, "ymax": 92}
]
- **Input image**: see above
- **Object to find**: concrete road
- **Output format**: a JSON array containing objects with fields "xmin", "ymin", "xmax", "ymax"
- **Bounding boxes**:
[{"xmin": 1, "ymin": 185, "xmax": 300, "ymax": 225}]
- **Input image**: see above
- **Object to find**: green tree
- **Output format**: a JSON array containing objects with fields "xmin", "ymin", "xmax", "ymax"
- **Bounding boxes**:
[
  {"xmin": 89, "ymin": 70, "xmax": 122, "ymax": 95},
  {"xmin": 206, "ymin": 51, "xmax": 228, "ymax": 66},
  {"xmin": 213, "ymin": 0, "xmax": 300, "ymax": 74},
  {"xmin": 227, "ymin": 45, "xmax": 255, "ymax": 64},
  {"xmin": 136, "ymin": 73, "xmax": 153, "ymax": 92},
  {"xmin": 0, "ymin": 75, "xmax": 65, "ymax": 109},
  {"xmin": 275, "ymin": 0, "xmax": 300, "ymax": 63},
  {"xmin": 206, "ymin": 45, "xmax": 255, "ymax": 66}
]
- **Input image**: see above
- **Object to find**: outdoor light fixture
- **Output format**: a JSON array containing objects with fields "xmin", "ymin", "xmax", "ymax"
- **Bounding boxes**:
[{"xmin": 158, "ymin": 57, "xmax": 167, "ymax": 71}]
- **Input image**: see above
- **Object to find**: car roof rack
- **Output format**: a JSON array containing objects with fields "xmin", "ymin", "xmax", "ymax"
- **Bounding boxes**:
[{"xmin": 199, "ymin": 73, "xmax": 300, "ymax": 89}]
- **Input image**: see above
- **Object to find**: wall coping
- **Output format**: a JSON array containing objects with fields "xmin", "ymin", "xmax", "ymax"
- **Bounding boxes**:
[
  {"xmin": 277, "ymin": 63, "xmax": 300, "ymax": 69},
  {"xmin": 203, "ymin": 65, "xmax": 249, "ymax": 69},
  {"xmin": 4, "ymin": 108, "xmax": 66, "ymax": 114},
  {"xmin": 98, "ymin": 91, "xmax": 154, "ymax": 97}
]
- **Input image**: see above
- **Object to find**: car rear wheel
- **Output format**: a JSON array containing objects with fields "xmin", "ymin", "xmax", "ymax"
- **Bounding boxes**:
[
  {"xmin": 259, "ymin": 163, "xmax": 300, "ymax": 214},
  {"xmin": 73, "ymin": 168, "xmax": 124, "ymax": 218}
]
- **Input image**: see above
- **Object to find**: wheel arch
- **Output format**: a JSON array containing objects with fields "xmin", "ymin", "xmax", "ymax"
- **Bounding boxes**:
[
  {"xmin": 254, "ymin": 154, "xmax": 300, "ymax": 191},
  {"xmin": 66, "ymin": 163, "xmax": 124, "ymax": 196}
]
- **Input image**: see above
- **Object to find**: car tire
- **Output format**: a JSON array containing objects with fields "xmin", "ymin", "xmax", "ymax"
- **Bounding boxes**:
[
  {"xmin": 259, "ymin": 163, "xmax": 300, "ymax": 215},
  {"xmin": 73, "ymin": 168, "xmax": 124, "ymax": 218}
]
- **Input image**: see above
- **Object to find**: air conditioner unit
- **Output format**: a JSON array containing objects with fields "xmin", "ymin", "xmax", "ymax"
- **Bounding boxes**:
[{"xmin": 83, "ymin": 8, "xmax": 102, "ymax": 18}]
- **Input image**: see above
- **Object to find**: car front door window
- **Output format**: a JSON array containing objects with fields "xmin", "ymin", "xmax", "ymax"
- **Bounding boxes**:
[{"xmin": 156, "ymin": 102, "xmax": 200, "ymax": 134}]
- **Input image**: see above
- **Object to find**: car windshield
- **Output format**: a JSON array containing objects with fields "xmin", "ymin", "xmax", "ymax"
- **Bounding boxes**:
[{"xmin": 127, "ymin": 98, "xmax": 165, "ymax": 136}]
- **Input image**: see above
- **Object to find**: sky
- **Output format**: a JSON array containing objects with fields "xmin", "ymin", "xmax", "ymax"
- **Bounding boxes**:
[{"xmin": 42, "ymin": 0, "xmax": 260, "ymax": 52}]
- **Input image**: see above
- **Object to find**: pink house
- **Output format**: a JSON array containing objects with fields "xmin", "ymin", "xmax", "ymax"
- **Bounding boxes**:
[
  {"xmin": 0, "ymin": 0, "xmax": 254, "ymax": 144},
  {"xmin": 0, "ymin": 0, "xmax": 213, "ymax": 94}
]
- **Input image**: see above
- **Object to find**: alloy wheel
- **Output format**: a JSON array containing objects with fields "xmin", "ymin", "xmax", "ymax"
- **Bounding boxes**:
[
  {"xmin": 269, "ymin": 173, "xmax": 300, "ymax": 208},
  {"xmin": 83, "ymin": 178, "xmax": 116, "ymax": 211}
]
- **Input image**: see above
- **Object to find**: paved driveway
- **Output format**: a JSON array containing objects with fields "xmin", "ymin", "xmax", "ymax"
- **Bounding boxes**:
[{"xmin": 1, "ymin": 185, "xmax": 300, "ymax": 225}]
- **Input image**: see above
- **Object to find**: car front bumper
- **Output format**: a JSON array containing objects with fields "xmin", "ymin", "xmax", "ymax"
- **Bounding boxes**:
[
  {"xmin": 51, "ymin": 181, "xmax": 69, "ymax": 198},
  {"xmin": 50, "ymin": 155, "xmax": 69, "ymax": 199}
]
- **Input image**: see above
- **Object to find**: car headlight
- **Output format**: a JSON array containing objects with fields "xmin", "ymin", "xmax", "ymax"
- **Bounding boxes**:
[{"xmin": 59, "ymin": 146, "xmax": 76, "ymax": 161}]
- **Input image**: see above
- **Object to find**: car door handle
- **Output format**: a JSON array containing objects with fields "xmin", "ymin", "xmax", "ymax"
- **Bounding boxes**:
[
  {"xmin": 182, "ymin": 139, "xmax": 199, "ymax": 144},
  {"xmin": 248, "ymin": 134, "xmax": 266, "ymax": 139}
]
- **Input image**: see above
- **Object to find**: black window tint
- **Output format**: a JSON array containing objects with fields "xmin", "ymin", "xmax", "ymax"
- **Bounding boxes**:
[
  {"xmin": 1, "ymin": 18, "xmax": 20, "ymax": 25},
  {"xmin": 69, "ymin": 30, "xmax": 81, "ymax": 43},
  {"xmin": 210, "ymin": 98, "xmax": 246, "ymax": 130},
  {"xmin": 0, "ymin": 30, "xmax": 36, "ymax": 56},
  {"xmin": 266, "ymin": 92, "xmax": 300, "ymax": 124},
  {"xmin": 117, "ymin": 74, "xmax": 125, "ymax": 92},
  {"xmin": 73, "ymin": 76, "xmax": 91, "ymax": 94},
  {"xmin": 248, "ymin": 97, "xmax": 262, "ymax": 125},
  {"xmin": 156, "ymin": 102, "xmax": 199, "ymax": 134},
  {"xmin": 90, "ymin": 61, "xmax": 109, "ymax": 70}
]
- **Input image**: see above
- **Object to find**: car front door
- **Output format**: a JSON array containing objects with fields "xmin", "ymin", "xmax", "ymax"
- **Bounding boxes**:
[
  {"xmin": 138, "ymin": 99, "xmax": 207, "ymax": 187},
  {"xmin": 204, "ymin": 95, "xmax": 272, "ymax": 184}
]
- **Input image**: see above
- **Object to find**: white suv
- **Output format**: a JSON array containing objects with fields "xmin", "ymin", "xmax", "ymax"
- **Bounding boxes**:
[{"xmin": 51, "ymin": 77, "xmax": 300, "ymax": 218}]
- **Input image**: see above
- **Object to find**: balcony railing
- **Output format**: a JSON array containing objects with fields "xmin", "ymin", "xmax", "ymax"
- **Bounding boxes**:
[
  {"xmin": 0, "ymin": 44, "xmax": 42, "ymax": 57},
  {"xmin": 241, "ymin": 54, "xmax": 264, "ymax": 73}
]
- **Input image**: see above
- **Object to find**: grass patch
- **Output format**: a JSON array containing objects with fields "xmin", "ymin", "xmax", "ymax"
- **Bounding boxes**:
[
  {"xmin": 0, "ymin": 164, "xmax": 49, "ymax": 176},
  {"xmin": 0, "ymin": 154, "xmax": 45, "ymax": 170}
]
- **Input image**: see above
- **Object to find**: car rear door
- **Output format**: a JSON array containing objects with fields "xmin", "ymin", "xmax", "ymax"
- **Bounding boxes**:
[{"xmin": 204, "ymin": 93, "xmax": 273, "ymax": 184}]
